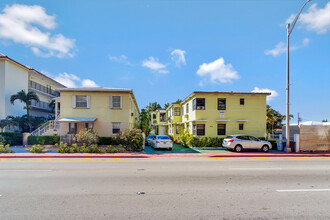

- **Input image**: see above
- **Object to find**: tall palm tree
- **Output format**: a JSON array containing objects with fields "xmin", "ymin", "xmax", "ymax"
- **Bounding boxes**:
[
  {"xmin": 10, "ymin": 90, "xmax": 39, "ymax": 117},
  {"xmin": 0, "ymin": 119, "xmax": 9, "ymax": 132}
]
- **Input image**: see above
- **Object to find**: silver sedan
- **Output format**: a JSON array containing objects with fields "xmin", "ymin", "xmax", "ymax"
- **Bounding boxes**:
[{"xmin": 223, "ymin": 135, "xmax": 272, "ymax": 152}]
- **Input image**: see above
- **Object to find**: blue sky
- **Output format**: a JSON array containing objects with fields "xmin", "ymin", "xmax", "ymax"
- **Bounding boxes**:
[{"xmin": 0, "ymin": 0, "xmax": 329, "ymax": 123}]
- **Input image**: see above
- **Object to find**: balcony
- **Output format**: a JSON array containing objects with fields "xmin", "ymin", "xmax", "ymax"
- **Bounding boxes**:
[{"xmin": 29, "ymin": 80, "xmax": 59, "ymax": 98}]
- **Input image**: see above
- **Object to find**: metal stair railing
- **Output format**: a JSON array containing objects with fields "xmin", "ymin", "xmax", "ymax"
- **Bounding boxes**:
[{"xmin": 30, "ymin": 120, "xmax": 54, "ymax": 136}]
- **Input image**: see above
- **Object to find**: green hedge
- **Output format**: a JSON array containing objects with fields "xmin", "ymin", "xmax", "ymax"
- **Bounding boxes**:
[
  {"xmin": 0, "ymin": 132, "xmax": 23, "ymax": 145},
  {"xmin": 98, "ymin": 136, "xmax": 118, "ymax": 145},
  {"xmin": 28, "ymin": 136, "xmax": 60, "ymax": 145},
  {"xmin": 189, "ymin": 137, "xmax": 224, "ymax": 148}
]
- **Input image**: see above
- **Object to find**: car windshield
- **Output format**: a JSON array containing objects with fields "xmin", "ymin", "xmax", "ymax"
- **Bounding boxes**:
[
  {"xmin": 148, "ymin": 135, "xmax": 156, "ymax": 139},
  {"xmin": 158, "ymin": 136, "xmax": 170, "ymax": 140},
  {"xmin": 249, "ymin": 136, "xmax": 259, "ymax": 141}
]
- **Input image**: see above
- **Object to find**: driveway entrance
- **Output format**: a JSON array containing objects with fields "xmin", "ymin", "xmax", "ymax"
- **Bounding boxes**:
[{"xmin": 144, "ymin": 143, "xmax": 198, "ymax": 153}]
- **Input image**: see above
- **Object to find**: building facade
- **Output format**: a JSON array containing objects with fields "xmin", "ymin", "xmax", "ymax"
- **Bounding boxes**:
[
  {"xmin": 55, "ymin": 88, "xmax": 140, "ymax": 137},
  {"xmin": 150, "ymin": 109, "xmax": 167, "ymax": 135},
  {"xmin": 0, "ymin": 53, "xmax": 65, "ymax": 122},
  {"xmin": 166, "ymin": 91, "xmax": 270, "ymax": 141}
]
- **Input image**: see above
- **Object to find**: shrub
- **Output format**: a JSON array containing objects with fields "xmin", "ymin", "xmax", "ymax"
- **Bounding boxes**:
[
  {"xmin": 28, "ymin": 136, "xmax": 60, "ymax": 145},
  {"xmin": 178, "ymin": 129, "xmax": 194, "ymax": 147},
  {"xmin": 0, "ymin": 144, "xmax": 12, "ymax": 153},
  {"xmin": 168, "ymin": 135, "xmax": 174, "ymax": 141},
  {"xmin": 98, "ymin": 136, "xmax": 117, "ymax": 145},
  {"xmin": 189, "ymin": 136, "xmax": 224, "ymax": 148},
  {"xmin": 29, "ymin": 144, "xmax": 45, "ymax": 153},
  {"xmin": 102, "ymin": 145, "xmax": 124, "ymax": 153},
  {"xmin": 73, "ymin": 129, "xmax": 98, "ymax": 146},
  {"xmin": 0, "ymin": 132, "xmax": 22, "ymax": 145},
  {"xmin": 0, "ymin": 136, "xmax": 5, "ymax": 145},
  {"xmin": 114, "ymin": 128, "xmax": 144, "ymax": 152},
  {"xmin": 57, "ymin": 142, "xmax": 102, "ymax": 153}
]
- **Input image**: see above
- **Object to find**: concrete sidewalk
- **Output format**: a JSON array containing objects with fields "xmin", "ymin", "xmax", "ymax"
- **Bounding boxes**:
[{"xmin": 1, "ymin": 152, "xmax": 330, "ymax": 158}]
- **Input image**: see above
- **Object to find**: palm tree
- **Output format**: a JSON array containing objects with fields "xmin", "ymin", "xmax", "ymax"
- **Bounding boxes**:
[
  {"xmin": 0, "ymin": 119, "xmax": 9, "ymax": 132},
  {"xmin": 10, "ymin": 90, "xmax": 39, "ymax": 117},
  {"xmin": 6, "ymin": 115, "xmax": 31, "ymax": 133}
]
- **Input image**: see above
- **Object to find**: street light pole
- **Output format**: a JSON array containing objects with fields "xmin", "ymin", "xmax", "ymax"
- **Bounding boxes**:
[{"xmin": 285, "ymin": 0, "xmax": 311, "ymax": 152}]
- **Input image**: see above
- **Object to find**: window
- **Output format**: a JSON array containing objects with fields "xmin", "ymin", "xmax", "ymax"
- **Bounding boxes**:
[
  {"xmin": 220, "ymin": 112, "xmax": 224, "ymax": 118},
  {"xmin": 174, "ymin": 107, "xmax": 181, "ymax": 116},
  {"xmin": 112, "ymin": 123, "xmax": 121, "ymax": 134},
  {"xmin": 75, "ymin": 95, "xmax": 89, "ymax": 108},
  {"xmin": 176, "ymin": 126, "xmax": 180, "ymax": 134},
  {"xmin": 186, "ymin": 103, "xmax": 189, "ymax": 113},
  {"xmin": 153, "ymin": 114, "xmax": 156, "ymax": 119},
  {"xmin": 160, "ymin": 113, "xmax": 166, "ymax": 122},
  {"xmin": 217, "ymin": 124, "xmax": 226, "ymax": 135},
  {"xmin": 193, "ymin": 124, "xmax": 205, "ymax": 136},
  {"xmin": 237, "ymin": 136, "xmax": 249, "ymax": 140},
  {"xmin": 239, "ymin": 123, "xmax": 244, "ymax": 130},
  {"xmin": 193, "ymin": 98, "xmax": 206, "ymax": 110},
  {"xmin": 240, "ymin": 98, "xmax": 245, "ymax": 105},
  {"xmin": 85, "ymin": 123, "xmax": 93, "ymax": 130},
  {"xmin": 218, "ymin": 98, "xmax": 226, "ymax": 110},
  {"xmin": 111, "ymin": 96, "xmax": 122, "ymax": 109},
  {"xmin": 69, "ymin": 123, "xmax": 77, "ymax": 134},
  {"xmin": 196, "ymin": 124, "xmax": 205, "ymax": 136},
  {"xmin": 249, "ymin": 136, "xmax": 259, "ymax": 141}
]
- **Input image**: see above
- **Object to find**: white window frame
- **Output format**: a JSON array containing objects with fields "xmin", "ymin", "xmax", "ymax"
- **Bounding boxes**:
[
  {"xmin": 72, "ymin": 95, "xmax": 90, "ymax": 108},
  {"xmin": 110, "ymin": 96, "xmax": 122, "ymax": 109},
  {"xmin": 112, "ymin": 122, "xmax": 121, "ymax": 134}
]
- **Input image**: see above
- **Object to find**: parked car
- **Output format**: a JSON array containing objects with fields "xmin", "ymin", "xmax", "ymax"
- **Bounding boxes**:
[
  {"xmin": 151, "ymin": 135, "xmax": 173, "ymax": 150},
  {"xmin": 147, "ymin": 135, "xmax": 156, "ymax": 146},
  {"xmin": 223, "ymin": 135, "xmax": 272, "ymax": 152}
]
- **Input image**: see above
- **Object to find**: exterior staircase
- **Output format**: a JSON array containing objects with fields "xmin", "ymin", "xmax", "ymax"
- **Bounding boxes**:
[{"xmin": 30, "ymin": 120, "xmax": 59, "ymax": 136}]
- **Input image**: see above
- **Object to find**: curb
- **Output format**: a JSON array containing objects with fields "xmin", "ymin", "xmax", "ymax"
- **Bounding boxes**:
[{"xmin": 1, "ymin": 152, "xmax": 330, "ymax": 158}]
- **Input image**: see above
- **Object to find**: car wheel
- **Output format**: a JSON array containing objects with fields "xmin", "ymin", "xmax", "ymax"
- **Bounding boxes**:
[
  {"xmin": 261, "ymin": 145, "xmax": 269, "ymax": 152},
  {"xmin": 234, "ymin": 145, "xmax": 242, "ymax": 152}
]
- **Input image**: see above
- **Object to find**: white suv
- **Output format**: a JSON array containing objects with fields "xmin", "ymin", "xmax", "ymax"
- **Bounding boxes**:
[{"xmin": 223, "ymin": 135, "xmax": 272, "ymax": 152}]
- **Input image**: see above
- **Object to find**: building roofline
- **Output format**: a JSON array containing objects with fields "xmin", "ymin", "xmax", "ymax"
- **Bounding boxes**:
[
  {"xmin": 56, "ymin": 87, "xmax": 133, "ymax": 92},
  {"xmin": 181, "ymin": 91, "xmax": 271, "ymax": 104},
  {"xmin": 0, "ymin": 53, "xmax": 66, "ymax": 88}
]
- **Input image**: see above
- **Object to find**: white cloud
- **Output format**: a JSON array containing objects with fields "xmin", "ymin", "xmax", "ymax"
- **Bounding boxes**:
[
  {"xmin": 196, "ymin": 57, "xmax": 239, "ymax": 83},
  {"xmin": 142, "ymin": 57, "xmax": 168, "ymax": 74},
  {"xmin": 251, "ymin": 87, "xmax": 279, "ymax": 102},
  {"xmin": 285, "ymin": 2, "xmax": 330, "ymax": 34},
  {"xmin": 54, "ymin": 72, "xmax": 98, "ymax": 88},
  {"xmin": 109, "ymin": 54, "xmax": 131, "ymax": 65},
  {"xmin": 81, "ymin": 79, "xmax": 98, "ymax": 88},
  {"xmin": 170, "ymin": 49, "xmax": 186, "ymax": 67},
  {"xmin": 265, "ymin": 38, "xmax": 310, "ymax": 57},
  {"xmin": 0, "ymin": 4, "xmax": 75, "ymax": 58}
]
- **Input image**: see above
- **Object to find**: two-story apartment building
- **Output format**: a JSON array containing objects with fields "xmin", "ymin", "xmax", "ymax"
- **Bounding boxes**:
[
  {"xmin": 0, "ymin": 53, "xmax": 65, "ymax": 122},
  {"xmin": 150, "ymin": 109, "xmax": 167, "ymax": 135},
  {"xmin": 166, "ymin": 103, "xmax": 183, "ymax": 140},
  {"xmin": 167, "ymin": 91, "xmax": 270, "ymax": 141},
  {"xmin": 55, "ymin": 88, "xmax": 140, "ymax": 137}
]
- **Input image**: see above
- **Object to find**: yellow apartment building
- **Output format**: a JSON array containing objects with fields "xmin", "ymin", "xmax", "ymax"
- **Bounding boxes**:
[
  {"xmin": 53, "ymin": 88, "xmax": 139, "ymax": 138},
  {"xmin": 150, "ymin": 109, "xmax": 167, "ymax": 135},
  {"xmin": 167, "ymin": 91, "xmax": 270, "ymax": 141}
]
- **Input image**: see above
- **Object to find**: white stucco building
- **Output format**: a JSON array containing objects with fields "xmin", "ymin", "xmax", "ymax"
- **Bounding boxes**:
[{"xmin": 0, "ymin": 53, "xmax": 66, "ymax": 122}]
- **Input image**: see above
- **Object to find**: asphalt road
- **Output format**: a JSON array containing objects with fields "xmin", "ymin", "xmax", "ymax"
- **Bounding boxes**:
[{"xmin": 1, "ymin": 157, "xmax": 330, "ymax": 220}]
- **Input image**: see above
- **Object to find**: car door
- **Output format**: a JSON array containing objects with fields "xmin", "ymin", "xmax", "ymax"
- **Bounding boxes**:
[
  {"xmin": 248, "ymin": 136, "xmax": 261, "ymax": 149},
  {"xmin": 237, "ymin": 136, "xmax": 251, "ymax": 149}
]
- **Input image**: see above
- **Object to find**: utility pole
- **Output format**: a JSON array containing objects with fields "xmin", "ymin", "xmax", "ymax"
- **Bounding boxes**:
[
  {"xmin": 298, "ymin": 113, "xmax": 300, "ymax": 125},
  {"xmin": 285, "ymin": 0, "xmax": 311, "ymax": 152}
]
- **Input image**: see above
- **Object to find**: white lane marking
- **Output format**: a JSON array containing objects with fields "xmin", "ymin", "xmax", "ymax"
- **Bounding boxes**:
[
  {"xmin": 277, "ymin": 189, "xmax": 330, "ymax": 192},
  {"xmin": 229, "ymin": 168, "xmax": 282, "ymax": 170},
  {"xmin": 0, "ymin": 170, "xmax": 52, "ymax": 172}
]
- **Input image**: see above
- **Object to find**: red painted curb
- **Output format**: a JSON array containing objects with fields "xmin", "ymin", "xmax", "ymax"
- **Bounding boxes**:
[{"xmin": 0, "ymin": 152, "xmax": 330, "ymax": 158}]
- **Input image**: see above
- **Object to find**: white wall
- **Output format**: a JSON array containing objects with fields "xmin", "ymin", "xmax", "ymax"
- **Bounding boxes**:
[
  {"xmin": 4, "ymin": 60, "xmax": 29, "ymax": 118},
  {"xmin": 0, "ymin": 60, "xmax": 6, "ymax": 119}
]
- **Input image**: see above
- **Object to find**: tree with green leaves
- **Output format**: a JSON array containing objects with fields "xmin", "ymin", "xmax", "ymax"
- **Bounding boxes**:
[
  {"xmin": 266, "ymin": 105, "xmax": 293, "ymax": 133},
  {"xmin": 139, "ymin": 108, "xmax": 151, "ymax": 136},
  {"xmin": 10, "ymin": 90, "xmax": 40, "ymax": 117},
  {"xmin": 164, "ymin": 103, "xmax": 170, "ymax": 109},
  {"xmin": 6, "ymin": 115, "xmax": 31, "ymax": 133},
  {"xmin": 146, "ymin": 102, "xmax": 162, "ymax": 112},
  {"xmin": 0, "ymin": 119, "xmax": 9, "ymax": 132}
]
